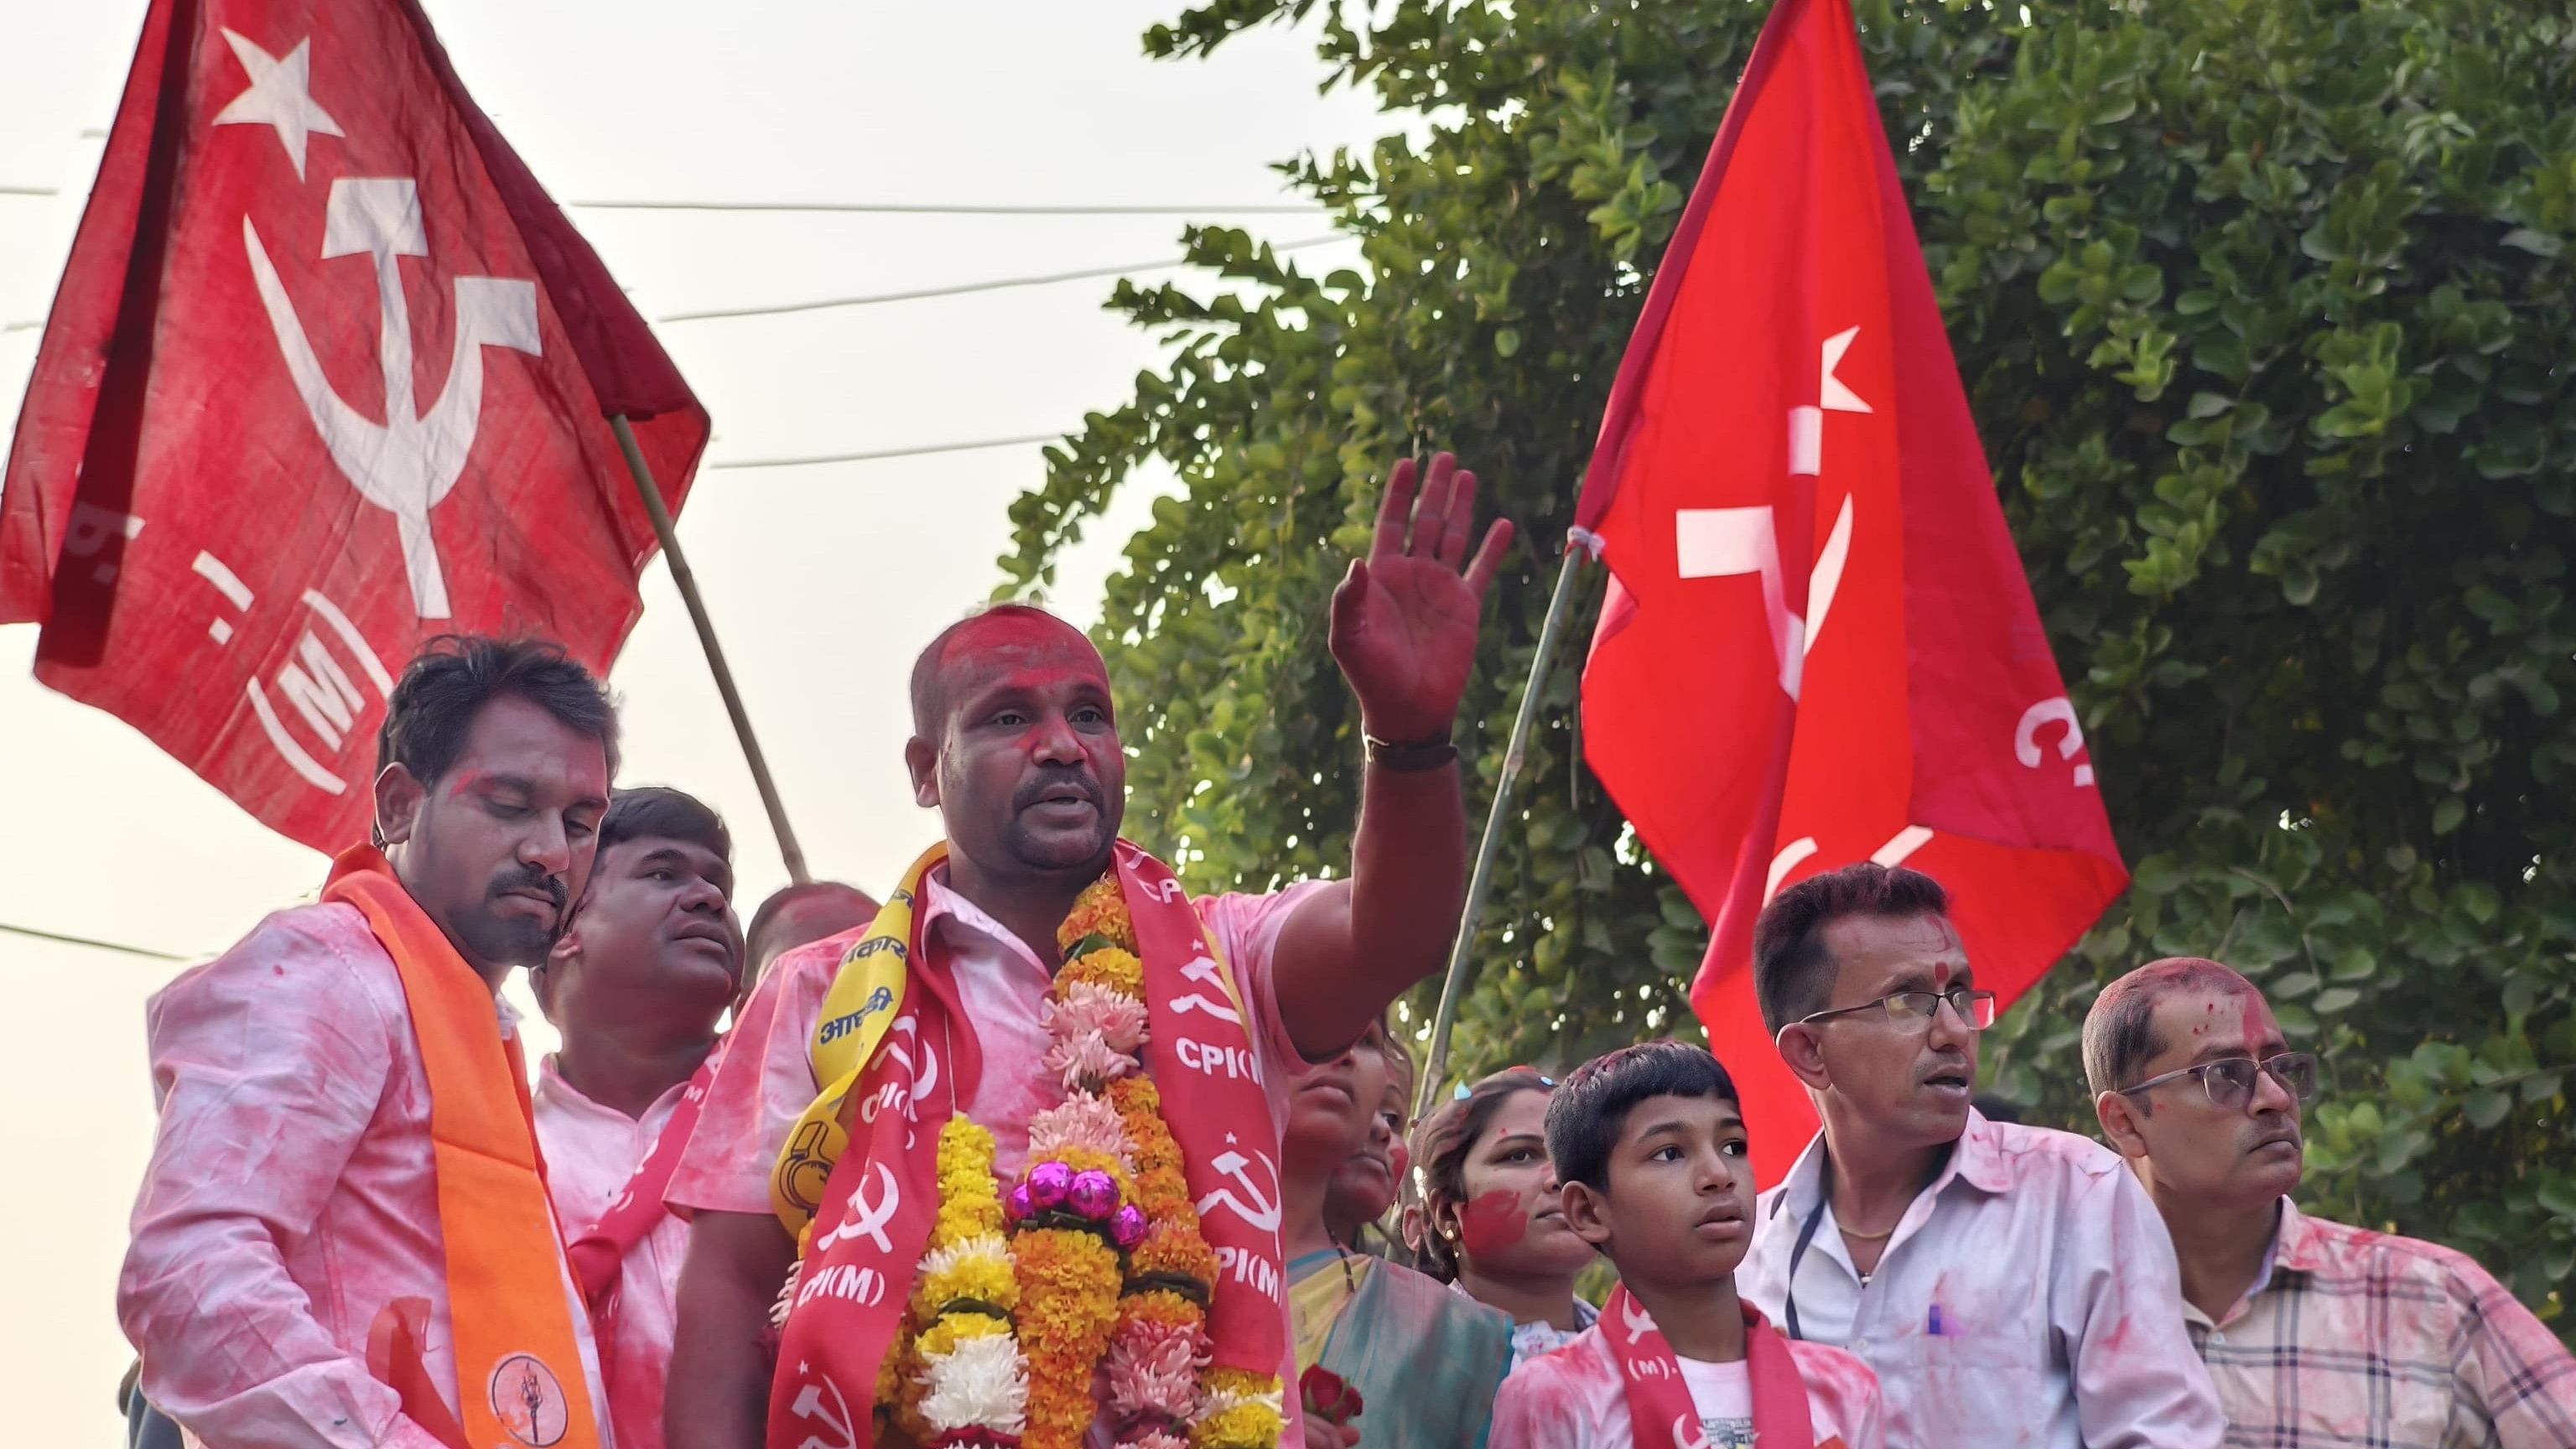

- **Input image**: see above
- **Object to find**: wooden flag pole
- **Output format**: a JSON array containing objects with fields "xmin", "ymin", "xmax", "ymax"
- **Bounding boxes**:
[
  {"xmin": 1415, "ymin": 536, "xmax": 1592, "ymax": 1117},
  {"xmin": 610, "ymin": 414, "xmax": 811, "ymax": 884}
]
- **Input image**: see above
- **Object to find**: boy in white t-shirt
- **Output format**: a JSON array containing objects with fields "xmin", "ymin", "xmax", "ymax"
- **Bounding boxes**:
[{"xmin": 1490, "ymin": 1041, "xmax": 1883, "ymax": 1449}]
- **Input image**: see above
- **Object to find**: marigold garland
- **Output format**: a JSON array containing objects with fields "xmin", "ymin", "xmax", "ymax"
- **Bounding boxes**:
[{"xmin": 886, "ymin": 870, "xmax": 1282, "ymax": 1449}]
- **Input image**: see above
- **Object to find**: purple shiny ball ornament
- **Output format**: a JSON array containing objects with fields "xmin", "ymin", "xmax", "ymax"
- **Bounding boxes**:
[
  {"xmin": 1112, "ymin": 1204, "xmax": 1149, "ymax": 1249},
  {"xmin": 1005, "ymin": 1183, "xmax": 1036, "ymax": 1223},
  {"xmin": 1067, "ymin": 1169, "xmax": 1119, "ymax": 1220},
  {"xmin": 1027, "ymin": 1160, "xmax": 1075, "ymax": 1211}
]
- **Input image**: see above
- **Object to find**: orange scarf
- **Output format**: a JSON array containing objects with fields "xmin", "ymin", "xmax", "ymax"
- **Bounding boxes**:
[{"xmin": 324, "ymin": 846, "xmax": 605, "ymax": 1449}]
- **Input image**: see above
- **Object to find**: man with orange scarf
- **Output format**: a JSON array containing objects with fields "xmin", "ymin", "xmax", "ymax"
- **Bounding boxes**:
[
  {"xmin": 120, "ymin": 636, "xmax": 621, "ymax": 1449},
  {"xmin": 665, "ymin": 453, "xmax": 1513, "ymax": 1449}
]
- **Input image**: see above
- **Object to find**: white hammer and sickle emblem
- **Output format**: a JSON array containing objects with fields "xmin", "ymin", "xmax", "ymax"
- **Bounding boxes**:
[
  {"xmin": 243, "ymin": 176, "xmax": 542, "ymax": 620},
  {"xmin": 1192, "ymin": 1138, "xmax": 1282, "ymax": 1233},
  {"xmin": 788, "ymin": 1371, "xmax": 858, "ymax": 1449},
  {"xmin": 1622, "ymin": 1294, "xmax": 1657, "ymax": 1346},
  {"xmin": 813, "ymin": 1163, "xmax": 901, "ymax": 1256},
  {"xmin": 1672, "ymin": 1414, "xmax": 1716, "ymax": 1449}
]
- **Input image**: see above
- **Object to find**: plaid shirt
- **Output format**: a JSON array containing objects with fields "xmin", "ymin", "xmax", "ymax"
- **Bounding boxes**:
[{"xmin": 2188, "ymin": 1200, "xmax": 2576, "ymax": 1447}]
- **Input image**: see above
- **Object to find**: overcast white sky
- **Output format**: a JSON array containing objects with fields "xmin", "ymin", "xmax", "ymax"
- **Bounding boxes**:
[{"xmin": 0, "ymin": 3, "xmax": 1389, "ymax": 1437}]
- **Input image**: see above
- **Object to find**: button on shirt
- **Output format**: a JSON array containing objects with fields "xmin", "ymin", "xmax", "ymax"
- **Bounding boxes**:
[
  {"xmin": 667, "ymin": 865, "xmax": 1331, "ymax": 1446},
  {"xmin": 532, "ymin": 1057, "xmax": 696, "ymax": 1449},
  {"xmin": 118, "ymin": 903, "xmax": 613, "ymax": 1449},
  {"xmin": 1740, "ymin": 1111, "xmax": 2225, "ymax": 1449},
  {"xmin": 2188, "ymin": 1199, "xmax": 2576, "ymax": 1447}
]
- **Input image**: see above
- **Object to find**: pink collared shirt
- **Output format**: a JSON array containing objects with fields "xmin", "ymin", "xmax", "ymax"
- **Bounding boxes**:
[
  {"xmin": 532, "ymin": 1057, "xmax": 698, "ymax": 1449},
  {"xmin": 666, "ymin": 866, "xmax": 1331, "ymax": 1446},
  {"xmin": 119, "ymin": 902, "xmax": 613, "ymax": 1449},
  {"xmin": 2189, "ymin": 1199, "xmax": 2576, "ymax": 1446},
  {"xmin": 1739, "ymin": 1111, "xmax": 2225, "ymax": 1449}
]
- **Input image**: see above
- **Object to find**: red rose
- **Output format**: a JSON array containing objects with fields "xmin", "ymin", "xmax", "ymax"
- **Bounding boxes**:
[{"xmin": 1301, "ymin": 1364, "xmax": 1365, "ymax": 1426}]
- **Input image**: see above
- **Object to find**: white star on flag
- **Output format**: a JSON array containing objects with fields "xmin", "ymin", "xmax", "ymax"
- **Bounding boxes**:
[{"xmin": 212, "ymin": 31, "xmax": 344, "ymax": 181}]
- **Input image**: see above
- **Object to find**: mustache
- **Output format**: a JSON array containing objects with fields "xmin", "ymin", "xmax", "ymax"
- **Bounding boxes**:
[
  {"xmin": 488, "ymin": 865, "xmax": 568, "ymax": 910},
  {"xmin": 1012, "ymin": 766, "xmax": 1102, "ymax": 812}
]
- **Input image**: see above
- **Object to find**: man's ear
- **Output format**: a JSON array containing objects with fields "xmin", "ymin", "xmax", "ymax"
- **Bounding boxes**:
[
  {"xmin": 1775, "ymin": 1022, "xmax": 1831, "ymax": 1093},
  {"xmin": 1560, "ymin": 1179, "xmax": 1613, "ymax": 1249},
  {"xmin": 2095, "ymin": 1088, "xmax": 2153, "ymax": 1161},
  {"xmin": 904, "ymin": 736, "xmax": 940, "ymax": 809},
  {"xmin": 374, "ymin": 764, "xmax": 428, "ymax": 847}
]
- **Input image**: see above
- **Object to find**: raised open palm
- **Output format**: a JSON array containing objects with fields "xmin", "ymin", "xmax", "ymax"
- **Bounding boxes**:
[{"xmin": 1329, "ymin": 453, "xmax": 1515, "ymax": 743}]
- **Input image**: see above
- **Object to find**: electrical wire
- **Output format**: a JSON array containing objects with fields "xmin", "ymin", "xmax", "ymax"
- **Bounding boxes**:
[
  {"xmin": 656, "ymin": 233, "xmax": 1350, "ymax": 323},
  {"xmin": 0, "ymin": 919, "xmax": 191, "ymax": 962},
  {"xmin": 569, "ymin": 199, "xmax": 1321, "ymax": 216},
  {"xmin": 707, "ymin": 433, "xmax": 1061, "ymax": 470},
  {"xmin": 0, "ymin": 185, "xmax": 57, "ymax": 197}
]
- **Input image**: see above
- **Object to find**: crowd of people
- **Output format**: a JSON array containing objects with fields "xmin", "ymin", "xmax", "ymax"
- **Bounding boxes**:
[{"xmin": 112, "ymin": 456, "xmax": 2573, "ymax": 1449}]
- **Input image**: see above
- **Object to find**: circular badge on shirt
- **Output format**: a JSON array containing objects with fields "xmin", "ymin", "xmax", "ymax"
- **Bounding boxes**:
[{"xmin": 488, "ymin": 1353, "xmax": 570, "ymax": 1446}]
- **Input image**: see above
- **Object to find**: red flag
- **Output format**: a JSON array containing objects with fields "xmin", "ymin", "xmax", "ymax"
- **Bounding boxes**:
[
  {"xmin": 1, "ymin": 0, "xmax": 707, "ymax": 852},
  {"xmin": 1576, "ymin": 0, "xmax": 2127, "ymax": 1186}
]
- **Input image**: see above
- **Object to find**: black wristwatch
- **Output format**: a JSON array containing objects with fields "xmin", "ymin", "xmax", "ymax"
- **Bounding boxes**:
[{"xmin": 1363, "ymin": 732, "xmax": 1460, "ymax": 772}]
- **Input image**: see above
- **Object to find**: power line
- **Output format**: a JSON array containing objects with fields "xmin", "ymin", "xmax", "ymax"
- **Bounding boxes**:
[
  {"xmin": 657, "ymin": 233, "xmax": 1350, "ymax": 324},
  {"xmin": 0, "ymin": 919, "xmax": 191, "ymax": 962},
  {"xmin": 569, "ymin": 199, "xmax": 1322, "ymax": 217},
  {"xmin": 708, "ymin": 432, "xmax": 1061, "ymax": 470},
  {"xmin": 0, "ymin": 185, "xmax": 57, "ymax": 197}
]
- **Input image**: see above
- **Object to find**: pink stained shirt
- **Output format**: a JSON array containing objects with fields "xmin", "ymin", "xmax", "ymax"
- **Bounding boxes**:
[
  {"xmin": 1488, "ymin": 1320, "xmax": 1886, "ymax": 1449},
  {"xmin": 532, "ymin": 1057, "xmax": 699, "ymax": 1449},
  {"xmin": 118, "ymin": 901, "xmax": 615, "ymax": 1449},
  {"xmin": 2187, "ymin": 1199, "xmax": 2576, "ymax": 1446},
  {"xmin": 666, "ymin": 865, "xmax": 1333, "ymax": 1446},
  {"xmin": 1739, "ymin": 1111, "xmax": 2225, "ymax": 1449}
]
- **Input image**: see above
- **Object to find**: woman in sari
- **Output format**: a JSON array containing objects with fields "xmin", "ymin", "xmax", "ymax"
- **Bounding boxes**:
[
  {"xmin": 1284, "ymin": 1021, "xmax": 1514, "ymax": 1448},
  {"xmin": 1410, "ymin": 1067, "xmax": 1603, "ymax": 1368}
]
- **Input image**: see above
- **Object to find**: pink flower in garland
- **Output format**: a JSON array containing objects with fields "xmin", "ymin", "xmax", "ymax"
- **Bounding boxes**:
[
  {"xmin": 1046, "ymin": 982, "xmax": 1150, "ymax": 1056},
  {"xmin": 1029, "ymin": 1096, "xmax": 1133, "ymax": 1164},
  {"xmin": 1104, "ymin": 1317, "xmax": 1205, "ymax": 1424},
  {"xmin": 1044, "ymin": 1031, "xmax": 1134, "ymax": 1093}
]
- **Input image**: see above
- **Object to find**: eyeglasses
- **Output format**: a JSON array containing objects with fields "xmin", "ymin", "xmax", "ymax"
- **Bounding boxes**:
[
  {"xmin": 1798, "ymin": 986, "xmax": 1997, "ymax": 1032},
  {"xmin": 2119, "ymin": 1052, "xmax": 2318, "ymax": 1110}
]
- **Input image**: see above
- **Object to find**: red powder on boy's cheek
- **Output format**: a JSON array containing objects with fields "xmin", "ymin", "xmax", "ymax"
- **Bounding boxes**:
[
  {"xmin": 1459, "ymin": 1189, "xmax": 1530, "ymax": 1257},
  {"xmin": 1389, "ymin": 1143, "xmax": 1410, "ymax": 1182}
]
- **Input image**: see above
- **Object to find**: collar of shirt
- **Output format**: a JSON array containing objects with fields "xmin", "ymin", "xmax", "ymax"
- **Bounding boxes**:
[
  {"xmin": 2187, "ymin": 1197, "xmax": 2297, "ymax": 1332},
  {"xmin": 1768, "ymin": 1108, "xmax": 2011, "ymax": 1239},
  {"xmin": 532, "ymin": 1052, "xmax": 696, "ymax": 1129},
  {"xmin": 917, "ymin": 865, "xmax": 1052, "ymax": 979}
]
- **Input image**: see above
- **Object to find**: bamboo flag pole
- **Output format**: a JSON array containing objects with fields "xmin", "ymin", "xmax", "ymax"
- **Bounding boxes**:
[
  {"xmin": 610, "ymin": 414, "xmax": 812, "ymax": 884},
  {"xmin": 1414, "ymin": 535, "xmax": 1594, "ymax": 1118}
]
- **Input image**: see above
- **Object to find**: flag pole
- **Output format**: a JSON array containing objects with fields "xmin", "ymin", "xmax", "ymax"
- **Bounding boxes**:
[
  {"xmin": 1415, "ymin": 535, "xmax": 1592, "ymax": 1117},
  {"xmin": 609, "ymin": 414, "xmax": 812, "ymax": 884}
]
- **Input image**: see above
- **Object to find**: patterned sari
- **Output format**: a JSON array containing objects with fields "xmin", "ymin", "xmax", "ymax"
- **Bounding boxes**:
[{"xmin": 1289, "ymin": 1249, "xmax": 1515, "ymax": 1449}]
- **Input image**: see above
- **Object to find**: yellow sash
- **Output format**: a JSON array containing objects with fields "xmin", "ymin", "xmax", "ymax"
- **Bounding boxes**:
[{"xmin": 768, "ymin": 844, "xmax": 941, "ymax": 1239}]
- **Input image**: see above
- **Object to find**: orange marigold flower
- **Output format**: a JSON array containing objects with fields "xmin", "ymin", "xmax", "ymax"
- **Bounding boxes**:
[
  {"xmin": 1057, "ymin": 876, "xmax": 1137, "ymax": 956},
  {"xmin": 1013, "ymin": 1227, "xmax": 1124, "ymax": 1449},
  {"xmin": 1056, "ymin": 947, "xmax": 1145, "ymax": 999}
]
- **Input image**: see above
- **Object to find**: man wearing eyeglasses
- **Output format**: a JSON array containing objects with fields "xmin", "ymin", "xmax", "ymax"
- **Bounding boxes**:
[
  {"xmin": 1737, "ymin": 863, "xmax": 2224, "ymax": 1449},
  {"xmin": 2086, "ymin": 957, "xmax": 2576, "ymax": 1446}
]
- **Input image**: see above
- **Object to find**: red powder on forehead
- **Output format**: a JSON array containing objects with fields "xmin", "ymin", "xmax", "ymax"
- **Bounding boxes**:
[
  {"xmin": 941, "ymin": 609, "xmax": 1098, "ymax": 667},
  {"xmin": 1458, "ymin": 1188, "xmax": 1530, "ymax": 1258}
]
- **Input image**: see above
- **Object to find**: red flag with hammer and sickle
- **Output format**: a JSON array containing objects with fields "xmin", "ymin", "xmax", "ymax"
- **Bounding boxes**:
[
  {"xmin": 0, "ymin": 0, "xmax": 707, "ymax": 852},
  {"xmin": 1576, "ymin": 0, "xmax": 2128, "ymax": 1186}
]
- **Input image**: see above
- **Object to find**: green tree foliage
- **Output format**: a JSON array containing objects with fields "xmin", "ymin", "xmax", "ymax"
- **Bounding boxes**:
[{"xmin": 998, "ymin": 0, "xmax": 2576, "ymax": 1324}]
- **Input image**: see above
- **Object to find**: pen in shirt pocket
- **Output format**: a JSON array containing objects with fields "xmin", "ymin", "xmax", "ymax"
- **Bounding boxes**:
[{"xmin": 1928, "ymin": 1303, "xmax": 1945, "ymax": 1337}]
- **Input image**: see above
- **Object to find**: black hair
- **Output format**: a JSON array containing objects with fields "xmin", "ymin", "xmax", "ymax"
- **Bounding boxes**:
[
  {"xmin": 1409, "ymin": 1067, "xmax": 1555, "ymax": 1281},
  {"xmin": 907, "ymin": 603, "xmax": 1082, "ymax": 740},
  {"xmin": 1545, "ymin": 1040, "xmax": 1740, "ymax": 1192},
  {"xmin": 376, "ymin": 635, "xmax": 619, "ymax": 787},
  {"xmin": 1752, "ymin": 862, "xmax": 1950, "ymax": 1035},
  {"xmin": 598, "ymin": 786, "xmax": 731, "ymax": 867},
  {"xmin": 2082, "ymin": 957, "xmax": 2260, "ymax": 1094}
]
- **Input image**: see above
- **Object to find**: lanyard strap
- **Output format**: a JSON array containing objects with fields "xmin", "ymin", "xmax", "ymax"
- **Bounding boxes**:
[{"xmin": 1780, "ymin": 1192, "xmax": 1832, "ymax": 1342}]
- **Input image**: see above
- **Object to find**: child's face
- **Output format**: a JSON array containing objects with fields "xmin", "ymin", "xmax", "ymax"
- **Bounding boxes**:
[
  {"xmin": 1561, "ymin": 1092, "xmax": 1755, "ymax": 1288},
  {"xmin": 1326, "ymin": 1073, "xmax": 1409, "ymax": 1228},
  {"xmin": 1285, "ymin": 1031, "xmax": 1392, "ymax": 1174},
  {"xmin": 1446, "ymin": 1088, "xmax": 1597, "ymax": 1280}
]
